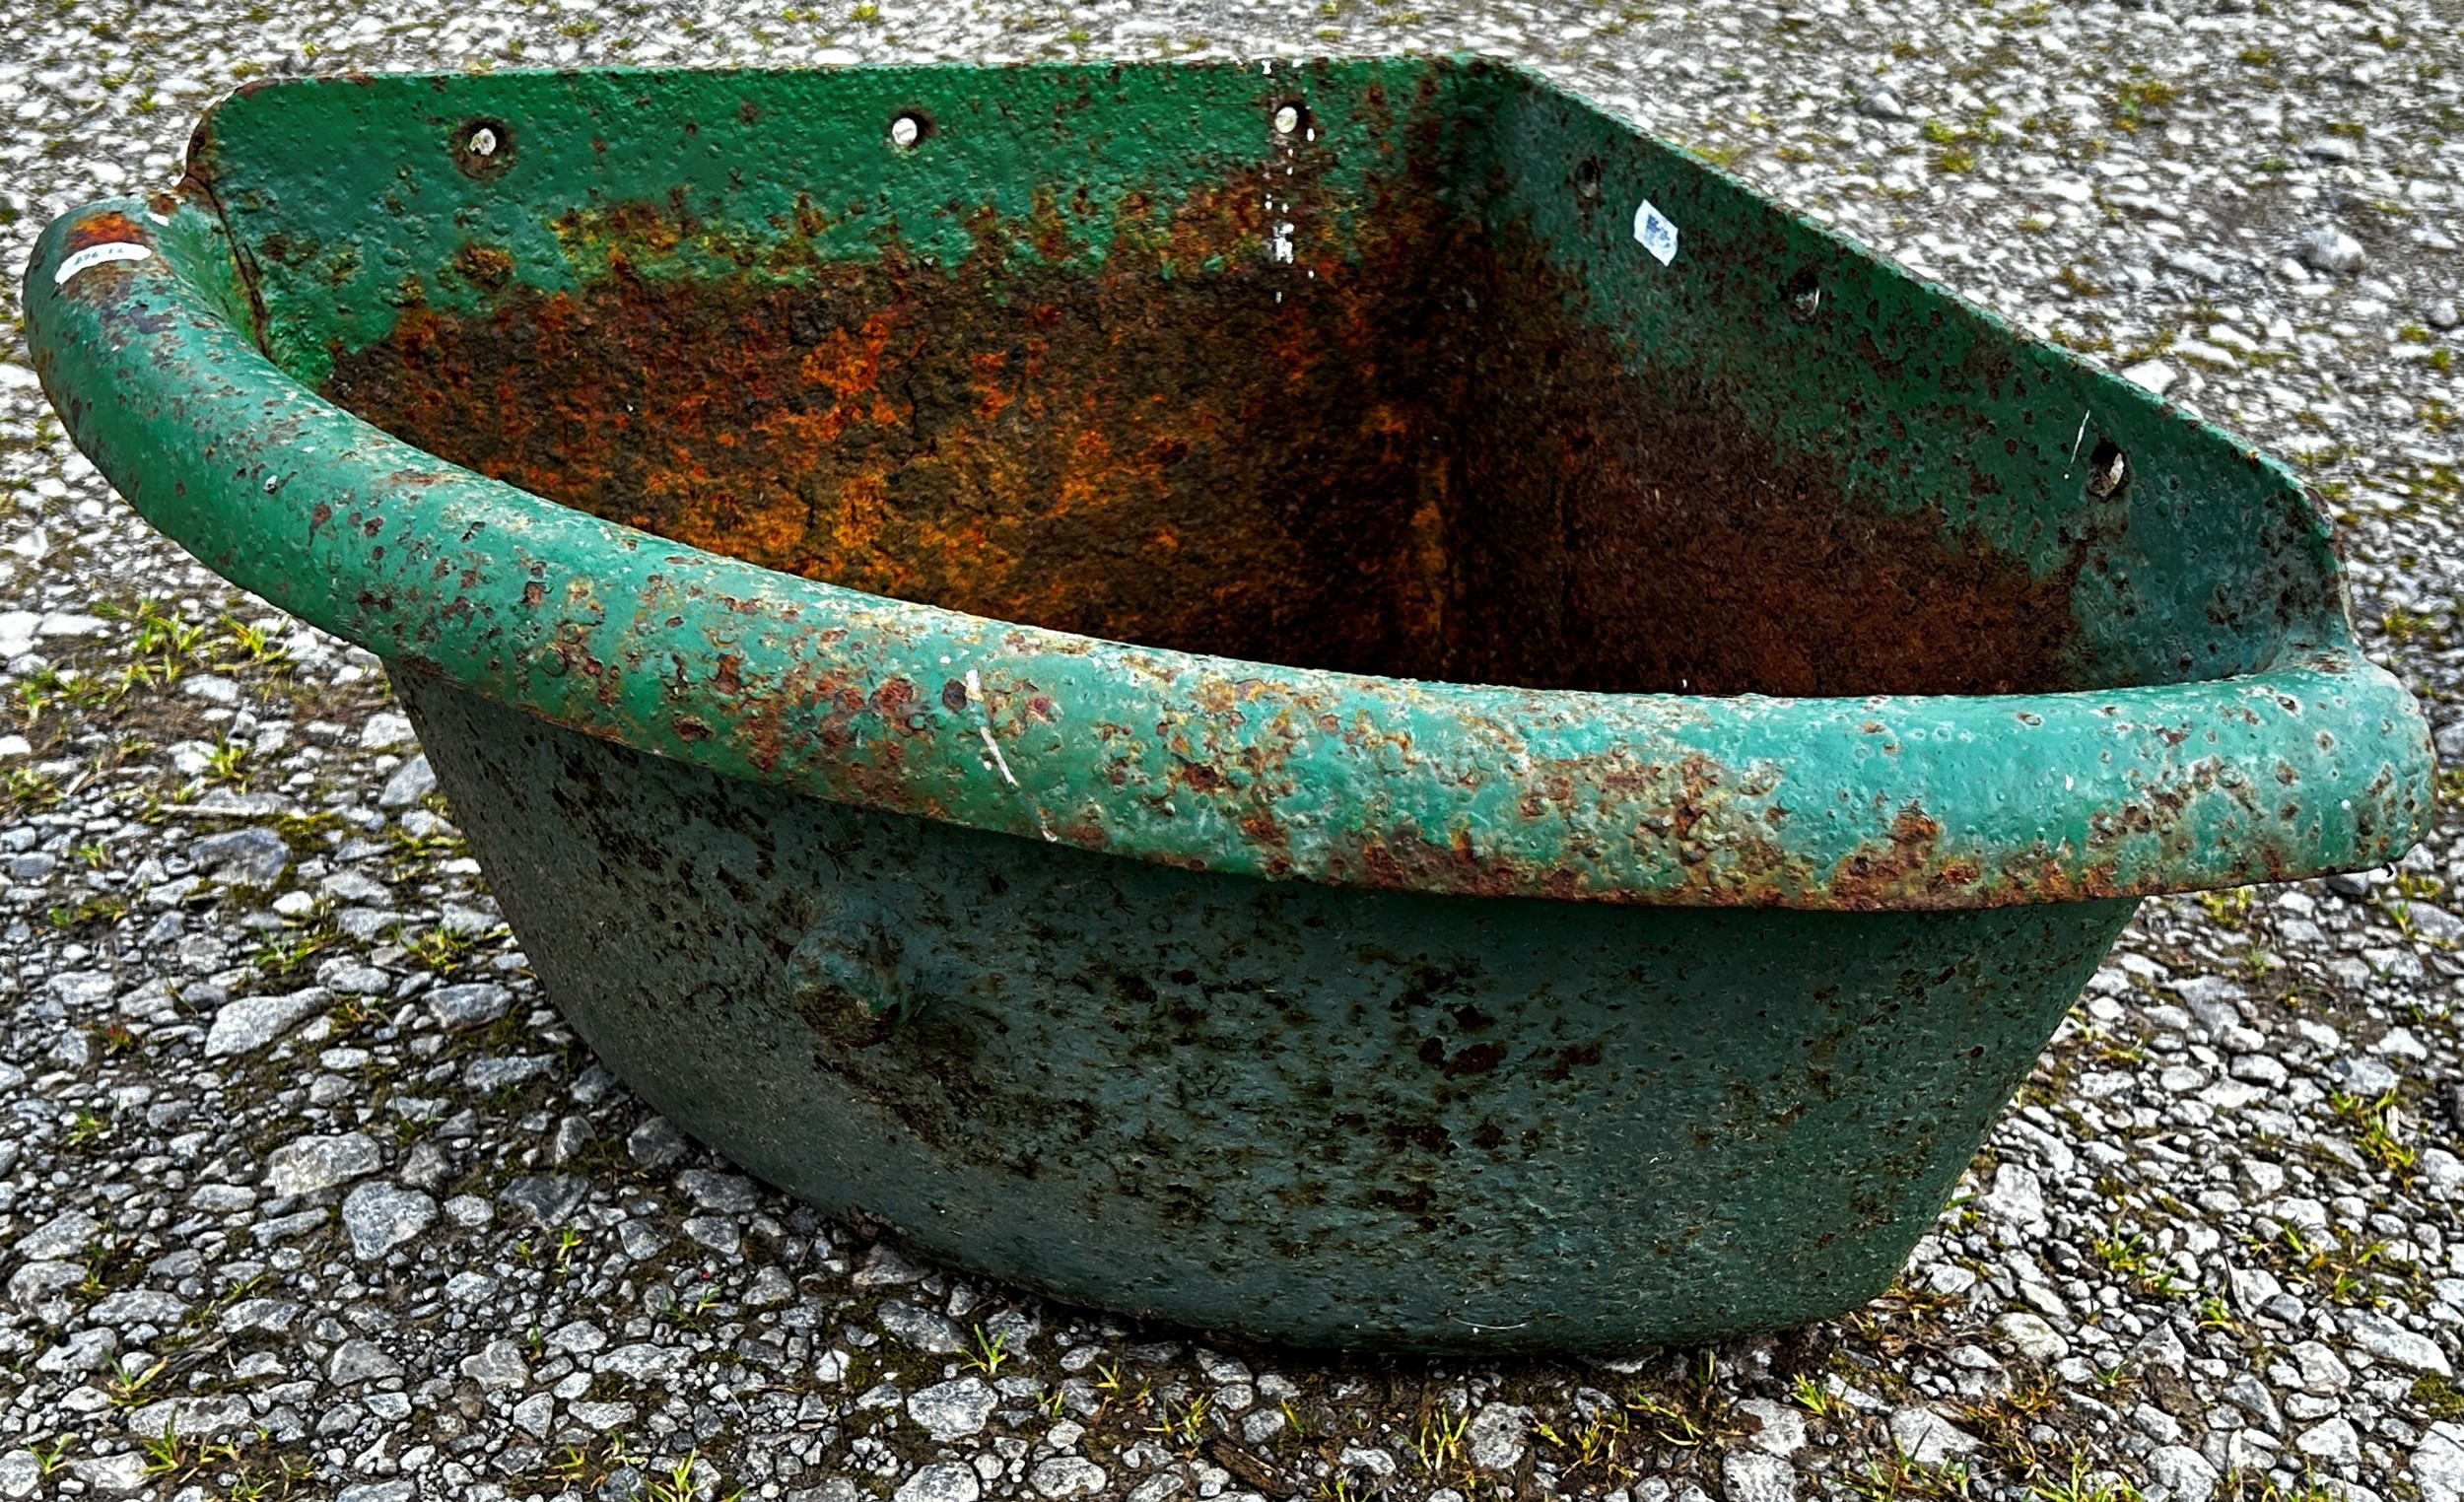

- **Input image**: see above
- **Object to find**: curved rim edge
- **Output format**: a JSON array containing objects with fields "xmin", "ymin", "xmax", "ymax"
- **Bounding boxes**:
[{"xmin": 22, "ymin": 195, "xmax": 2436, "ymax": 910}]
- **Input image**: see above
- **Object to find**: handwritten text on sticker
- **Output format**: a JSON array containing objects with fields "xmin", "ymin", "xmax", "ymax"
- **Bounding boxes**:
[{"xmin": 54, "ymin": 241, "xmax": 152, "ymax": 287}]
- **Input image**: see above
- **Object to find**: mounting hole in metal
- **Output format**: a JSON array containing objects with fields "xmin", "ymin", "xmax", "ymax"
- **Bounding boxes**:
[
  {"xmin": 889, "ymin": 111, "xmax": 929, "ymax": 150},
  {"xmin": 1272, "ymin": 102, "xmax": 1306, "ymax": 136},
  {"xmin": 452, "ymin": 118, "xmax": 513, "ymax": 178},
  {"xmin": 2086, "ymin": 438, "xmax": 2131, "ymax": 499},
  {"xmin": 1784, "ymin": 267, "xmax": 1822, "ymax": 323}
]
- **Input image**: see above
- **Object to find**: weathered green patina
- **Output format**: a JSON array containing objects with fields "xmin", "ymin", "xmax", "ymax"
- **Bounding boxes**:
[{"xmin": 24, "ymin": 59, "xmax": 2431, "ymax": 1349}]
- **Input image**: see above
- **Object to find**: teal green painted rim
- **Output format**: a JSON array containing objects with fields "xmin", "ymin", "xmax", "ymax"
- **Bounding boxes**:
[{"xmin": 21, "ymin": 64, "xmax": 2433, "ymax": 911}]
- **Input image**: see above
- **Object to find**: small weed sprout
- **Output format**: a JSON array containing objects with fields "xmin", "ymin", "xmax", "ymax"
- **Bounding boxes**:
[
  {"xmin": 2196, "ymin": 1293, "xmax": 2238, "ymax": 1331},
  {"xmin": 2091, "ymin": 1233, "xmax": 2181, "ymax": 1296},
  {"xmin": 1626, "ymin": 1391, "xmax": 1709, "ymax": 1447},
  {"xmin": 1174, "ymin": 1393, "xmax": 1207, "ymax": 1443},
  {"xmin": 106, "ymin": 1354, "xmax": 168, "ymax": 1406},
  {"xmin": 203, "ymin": 735, "xmax": 248, "ymax": 785},
  {"xmin": 644, "ymin": 1450, "xmax": 743, "ymax": 1502},
  {"xmin": 2197, "ymin": 885, "xmax": 2255, "ymax": 926},
  {"xmin": 1846, "ymin": 1451, "xmax": 1974, "ymax": 1502},
  {"xmin": 138, "ymin": 1426, "xmax": 190, "ymax": 1476},
  {"xmin": 2329, "ymin": 1090, "xmax": 2417, "ymax": 1176},
  {"xmin": 30, "ymin": 1437, "xmax": 73, "ymax": 1475},
  {"xmin": 1413, "ymin": 1408, "xmax": 1469, "ymax": 1473},
  {"xmin": 2034, "ymin": 1453, "xmax": 2148, "ymax": 1502},
  {"xmin": 963, "ymin": 1325, "xmax": 1010, "ymax": 1377},
  {"xmin": 65, "ymin": 1109, "xmax": 110, "ymax": 1149},
  {"xmin": 1791, "ymin": 1370, "xmax": 1848, "ymax": 1420}
]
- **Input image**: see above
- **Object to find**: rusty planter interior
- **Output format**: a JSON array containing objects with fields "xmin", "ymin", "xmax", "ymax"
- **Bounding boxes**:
[{"xmin": 24, "ymin": 59, "xmax": 2432, "ymax": 1351}]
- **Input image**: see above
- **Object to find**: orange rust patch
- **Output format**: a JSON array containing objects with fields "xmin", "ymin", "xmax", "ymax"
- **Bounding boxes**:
[
  {"xmin": 68, "ymin": 212, "xmax": 147, "ymax": 250},
  {"xmin": 1825, "ymin": 805, "xmax": 1948, "ymax": 907}
]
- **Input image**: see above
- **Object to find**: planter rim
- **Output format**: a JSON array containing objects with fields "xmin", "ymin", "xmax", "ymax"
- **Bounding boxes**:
[{"xmin": 22, "ymin": 106, "xmax": 2433, "ymax": 909}]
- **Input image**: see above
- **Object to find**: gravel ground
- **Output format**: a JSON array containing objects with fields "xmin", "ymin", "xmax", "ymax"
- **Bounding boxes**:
[{"xmin": 3, "ymin": 2, "xmax": 2463, "ymax": 1501}]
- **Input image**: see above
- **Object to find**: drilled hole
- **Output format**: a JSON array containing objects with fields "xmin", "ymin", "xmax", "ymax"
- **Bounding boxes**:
[
  {"xmin": 1575, "ymin": 158, "xmax": 1604, "ymax": 201},
  {"xmin": 1272, "ymin": 102, "xmax": 1306, "ymax": 136},
  {"xmin": 889, "ymin": 111, "xmax": 929, "ymax": 150},
  {"xmin": 1784, "ymin": 267, "xmax": 1822, "ymax": 323},
  {"xmin": 2086, "ymin": 438, "xmax": 2131, "ymax": 499},
  {"xmin": 451, "ymin": 118, "xmax": 513, "ymax": 178}
]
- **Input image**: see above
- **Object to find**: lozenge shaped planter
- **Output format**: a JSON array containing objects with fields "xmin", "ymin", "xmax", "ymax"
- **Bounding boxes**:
[{"xmin": 26, "ymin": 59, "xmax": 2432, "ymax": 1352}]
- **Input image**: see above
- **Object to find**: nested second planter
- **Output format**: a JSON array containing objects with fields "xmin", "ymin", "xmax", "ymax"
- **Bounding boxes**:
[{"xmin": 25, "ymin": 59, "xmax": 2431, "ymax": 1351}]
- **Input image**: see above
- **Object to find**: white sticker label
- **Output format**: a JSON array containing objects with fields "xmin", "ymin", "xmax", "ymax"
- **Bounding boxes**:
[
  {"xmin": 1632, "ymin": 200, "xmax": 1677, "ymax": 266},
  {"xmin": 53, "ymin": 241, "xmax": 152, "ymax": 286}
]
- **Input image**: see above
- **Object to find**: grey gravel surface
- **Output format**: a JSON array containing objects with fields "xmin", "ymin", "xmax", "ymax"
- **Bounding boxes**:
[{"xmin": 3, "ymin": 2, "xmax": 2463, "ymax": 1501}]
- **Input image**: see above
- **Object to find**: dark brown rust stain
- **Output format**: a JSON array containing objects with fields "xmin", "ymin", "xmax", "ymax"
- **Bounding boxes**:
[{"xmin": 325, "ymin": 169, "xmax": 2086, "ymax": 698}]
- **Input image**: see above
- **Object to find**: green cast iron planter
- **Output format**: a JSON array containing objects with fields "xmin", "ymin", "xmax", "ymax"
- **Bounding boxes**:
[{"xmin": 24, "ymin": 59, "xmax": 2431, "ymax": 1352}]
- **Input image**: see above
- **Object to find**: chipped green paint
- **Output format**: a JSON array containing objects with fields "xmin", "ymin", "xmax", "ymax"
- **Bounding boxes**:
[{"xmin": 24, "ymin": 59, "xmax": 2430, "ymax": 1350}]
